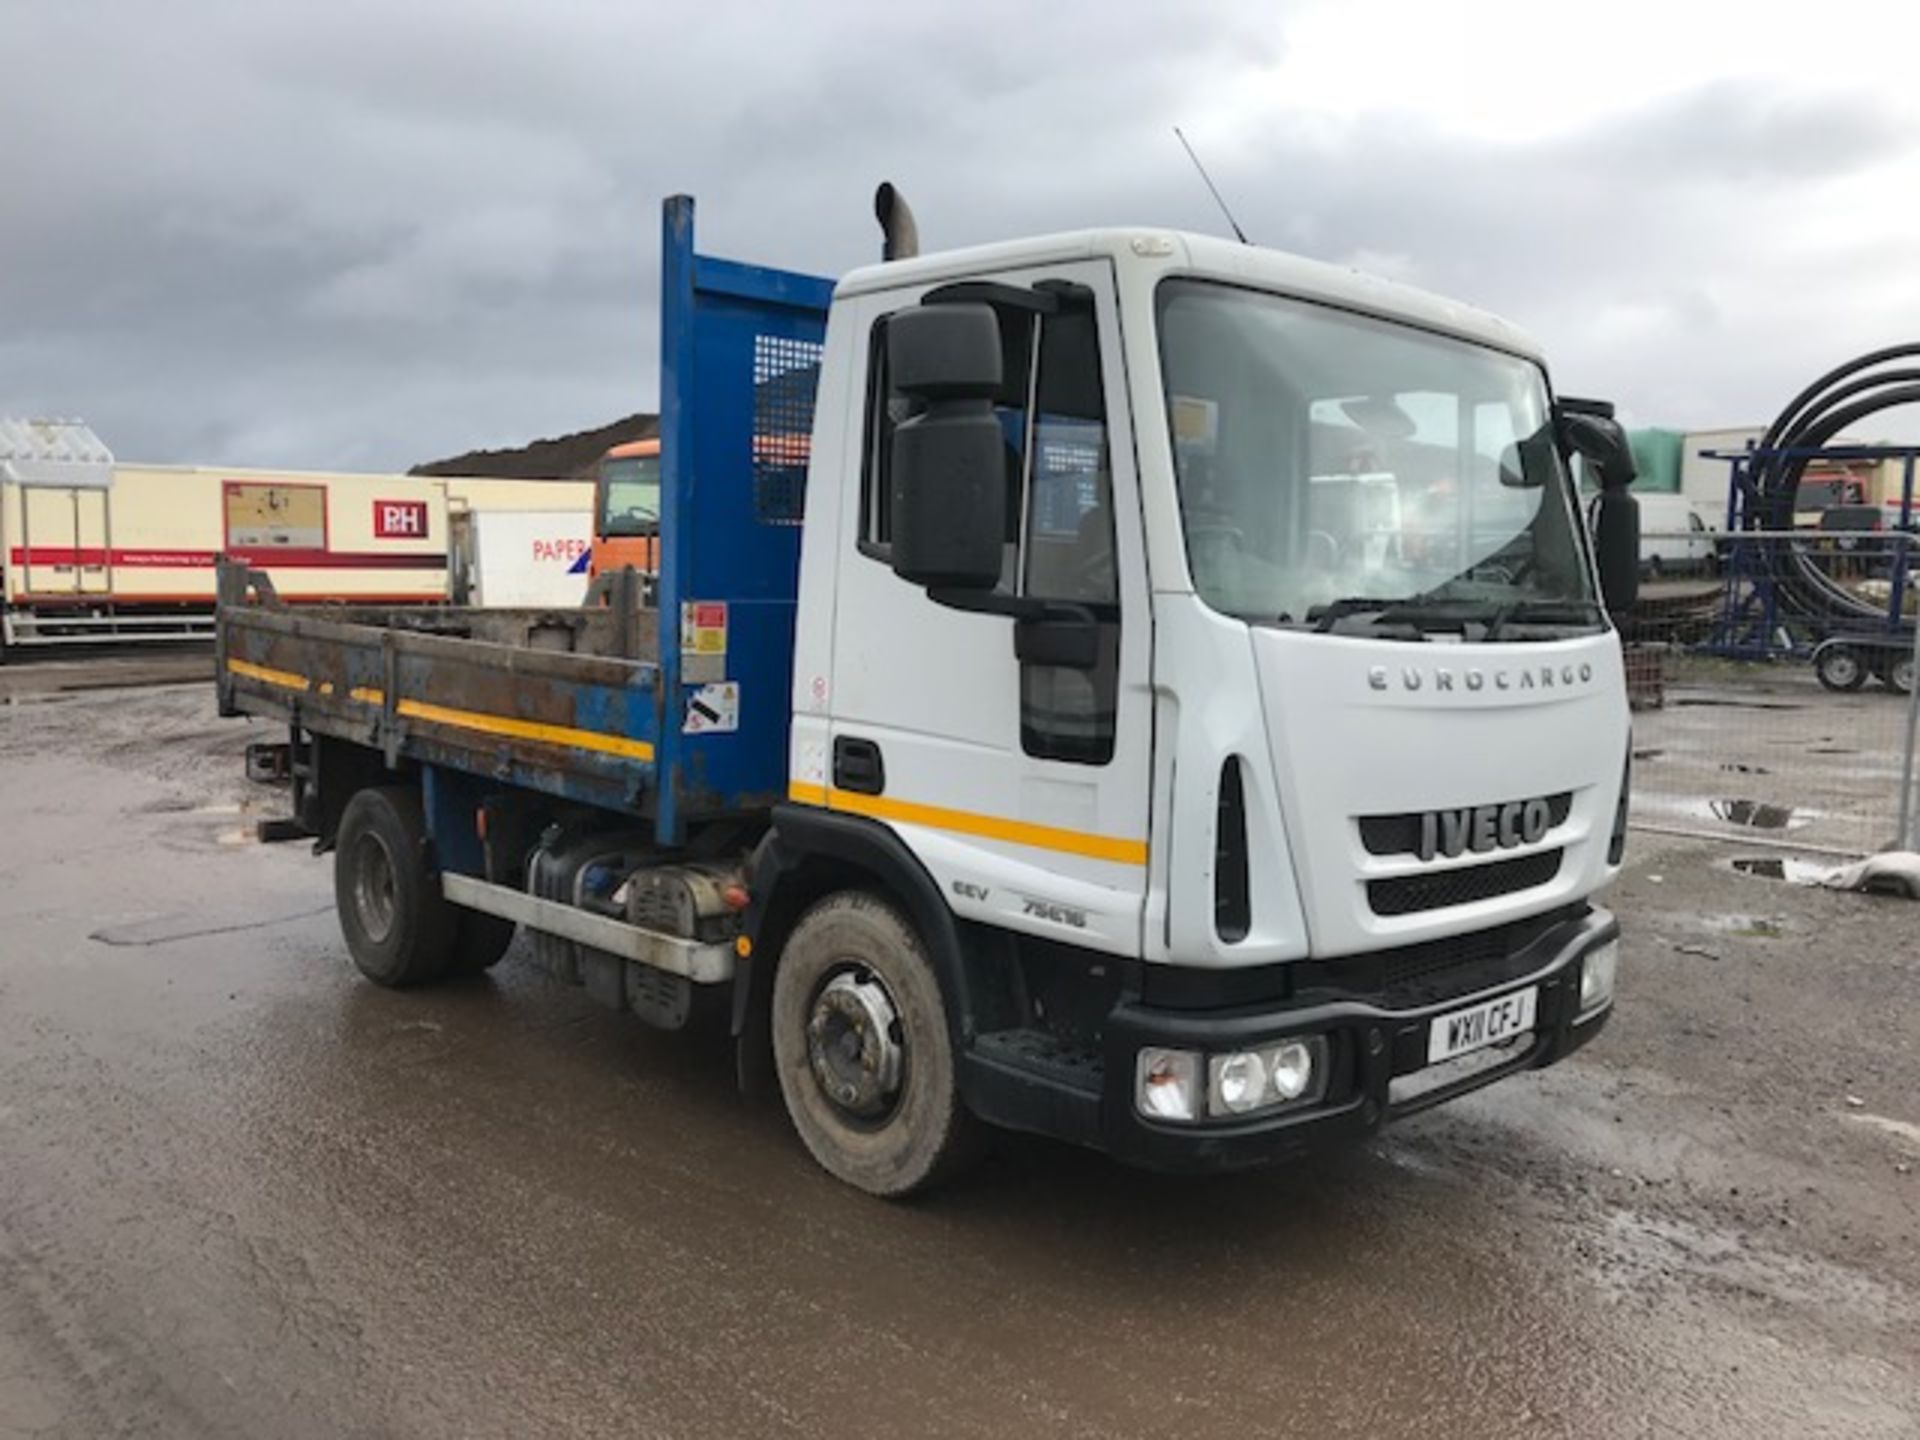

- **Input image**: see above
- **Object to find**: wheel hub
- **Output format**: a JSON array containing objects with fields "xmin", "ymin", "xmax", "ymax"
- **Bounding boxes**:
[
  {"xmin": 806, "ymin": 970, "xmax": 904, "ymax": 1119},
  {"xmin": 352, "ymin": 832, "xmax": 398, "ymax": 943}
]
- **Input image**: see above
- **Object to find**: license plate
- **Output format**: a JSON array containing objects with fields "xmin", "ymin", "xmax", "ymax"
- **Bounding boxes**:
[{"xmin": 1427, "ymin": 986, "xmax": 1538, "ymax": 1064}]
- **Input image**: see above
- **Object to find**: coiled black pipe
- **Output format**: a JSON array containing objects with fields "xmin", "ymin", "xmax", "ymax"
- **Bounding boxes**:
[{"xmin": 1742, "ymin": 347, "xmax": 1920, "ymax": 630}]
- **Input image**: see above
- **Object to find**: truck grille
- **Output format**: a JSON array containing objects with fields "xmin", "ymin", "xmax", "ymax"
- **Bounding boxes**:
[
  {"xmin": 1296, "ymin": 905, "xmax": 1577, "ymax": 1008},
  {"xmin": 1358, "ymin": 792, "xmax": 1572, "ymax": 857},
  {"xmin": 1367, "ymin": 849, "xmax": 1562, "ymax": 916}
]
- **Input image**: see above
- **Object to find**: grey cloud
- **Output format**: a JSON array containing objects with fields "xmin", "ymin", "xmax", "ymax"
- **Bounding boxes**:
[{"xmin": 3, "ymin": 1, "xmax": 1917, "ymax": 469}]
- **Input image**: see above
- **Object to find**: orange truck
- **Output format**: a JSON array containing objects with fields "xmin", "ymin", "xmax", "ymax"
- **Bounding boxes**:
[{"xmin": 590, "ymin": 437, "xmax": 662, "ymax": 578}]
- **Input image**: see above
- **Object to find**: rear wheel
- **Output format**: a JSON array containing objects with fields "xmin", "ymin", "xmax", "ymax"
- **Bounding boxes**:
[
  {"xmin": 1815, "ymin": 645, "xmax": 1868, "ymax": 692},
  {"xmin": 334, "ymin": 786, "xmax": 458, "ymax": 987},
  {"xmin": 771, "ymin": 892, "xmax": 981, "ymax": 1197},
  {"xmin": 1886, "ymin": 653, "xmax": 1916, "ymax": 696},
  {"xmin": 450, "ymin": 911, "xmax": 518, "ymax": 975}
]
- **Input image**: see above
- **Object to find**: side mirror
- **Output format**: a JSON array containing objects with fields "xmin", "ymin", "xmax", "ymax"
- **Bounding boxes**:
[
  {"xmin": 888, "ymin": 303, "xmax": 1006, "ymax": 591},
  {"xmin": 1556, "ymin": 399, "xmax": 1639, "ymax": 612},
  {"xmin": 1592, "ymin": 487, "xmax": 1640, "ymax": 614},
  {"xmin": 1556, "ymin": 402, "xmax": 1636, "ymax": 492}
]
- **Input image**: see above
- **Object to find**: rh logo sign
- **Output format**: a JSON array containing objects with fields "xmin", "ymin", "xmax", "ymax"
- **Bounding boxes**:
[{"xmin": 373, "ymin": 500, "xmax": 429, "ymax": 538}]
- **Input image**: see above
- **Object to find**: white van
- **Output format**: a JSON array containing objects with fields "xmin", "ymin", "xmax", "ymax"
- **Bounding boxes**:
[{"xmin": 1635, "ymin": 493, "xmax": 1715, "ymax": 578}]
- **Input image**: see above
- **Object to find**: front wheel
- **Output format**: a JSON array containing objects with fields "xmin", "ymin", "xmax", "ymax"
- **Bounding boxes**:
[{"xmin": 771, "ymin": 892, "xmax": 981, "ymax": 1197}]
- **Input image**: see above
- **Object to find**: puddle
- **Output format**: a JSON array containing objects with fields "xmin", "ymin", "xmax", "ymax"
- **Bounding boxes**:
[
  {"xmin": 1717, "ymin": 761, "xmax": 1770, "ymax": 775},
  {"xmin": 1728, "ymin": 856, "xmax": 1832, "ymax": 884},
  {"xmin": 1702, "ymin": 797, "xmax": 1808, "ymax": 830}
]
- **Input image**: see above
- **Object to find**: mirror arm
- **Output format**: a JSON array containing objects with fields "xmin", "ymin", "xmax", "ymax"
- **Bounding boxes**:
[
  {"xmin": 926, "ymin": 587, "xmax": 1049, "ymax": 621},
  {"xmin": 924, "ymin": 589, "xmax": 1105, "ymax": 670}
]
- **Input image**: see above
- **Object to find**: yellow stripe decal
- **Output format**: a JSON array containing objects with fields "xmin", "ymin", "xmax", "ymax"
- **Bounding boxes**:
[
  {"xmin": 226, "ymin": 657, "xmax": 311, "ymax": 692},
  {"xmin": 225, "ymin": 660, "xmax": 652, "ymax": 762},
  {"xmin": 787, "ymin": 782, "xmax": 1146, "ymax": 866},
  {"xmin": 394, "ymin": 697, "xmax": 655, "ymax": 762}
]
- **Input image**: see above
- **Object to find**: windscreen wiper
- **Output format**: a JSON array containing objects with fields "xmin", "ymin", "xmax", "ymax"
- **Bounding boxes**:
[
  {"xmin": 1310, "ymin": 597, "xmax": 1410, "ymax": 633},
  {"xmin": 1312, "ymin": 594, "xmax": 1492, "ymax": 635}
]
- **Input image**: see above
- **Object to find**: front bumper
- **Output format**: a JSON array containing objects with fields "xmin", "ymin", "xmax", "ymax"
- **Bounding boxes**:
[{"xmin": 961, "ymin": 905, "xmax": 1618, "ymax": 1173}]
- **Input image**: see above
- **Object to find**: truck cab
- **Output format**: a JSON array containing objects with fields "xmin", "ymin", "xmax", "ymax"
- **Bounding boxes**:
[
  {"xmin": 218, "ymin": 194, "xmax": 1639, "ymax": 1197},
  {"xmin": 590, "ymin": 437, "xmax": 662, "ymax": 579},
  {"xmin": 768, "ymin": 227, "xmax": 1633, "ymax": 1183}
]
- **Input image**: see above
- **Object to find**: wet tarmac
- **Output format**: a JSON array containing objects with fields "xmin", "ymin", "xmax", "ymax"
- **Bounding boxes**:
[{"xmin": 2, "ymin": 681, "xmax": 1916, "ymax": 1438}]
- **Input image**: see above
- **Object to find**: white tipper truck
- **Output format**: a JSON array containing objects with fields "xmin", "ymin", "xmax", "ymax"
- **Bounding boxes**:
[{"xmin": 218, "ymin": 190, "xmax": 1641, "ymax": 1196}]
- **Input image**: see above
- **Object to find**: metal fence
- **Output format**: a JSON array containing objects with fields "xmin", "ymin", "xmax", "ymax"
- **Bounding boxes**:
[{"xmin": 1620, "ymin": 529, "xmax": 1920, "ymax": 859}]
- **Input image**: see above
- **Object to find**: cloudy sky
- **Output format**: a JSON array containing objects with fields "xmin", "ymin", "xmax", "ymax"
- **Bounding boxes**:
[{"xmin": 5, "ymin": 0, "xmax": 1919, "ymax": 472}]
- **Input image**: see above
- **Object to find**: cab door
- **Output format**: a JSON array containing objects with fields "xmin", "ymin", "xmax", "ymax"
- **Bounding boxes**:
[{"xmin": 817, "ymin": 261, "xmax": 1152, "ymax": 958}]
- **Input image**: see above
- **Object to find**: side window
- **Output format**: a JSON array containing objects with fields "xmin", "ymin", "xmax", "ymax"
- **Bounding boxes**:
[
  {"xmin": 1021, "ymin": 304, "xmax": 1118, "ymax": 765},
  {"xmin": 859, "ymin": 295, "xmax": 1119, "ymax": 765}
]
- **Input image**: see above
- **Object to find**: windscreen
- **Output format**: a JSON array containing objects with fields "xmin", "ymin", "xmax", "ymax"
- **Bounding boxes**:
[
  {"xmin": 599, "ymin": 454, "xmax": 661, "ymax": 538},
  {"xmin": 1157, "ymin": 280, "xmax": 1600, "ymax": 641}
]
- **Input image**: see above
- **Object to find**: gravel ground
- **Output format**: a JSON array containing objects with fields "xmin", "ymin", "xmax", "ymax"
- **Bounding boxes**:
[{"xmin": 0, "ymin": 675, "xmax": 1914, "ymax": 1438}]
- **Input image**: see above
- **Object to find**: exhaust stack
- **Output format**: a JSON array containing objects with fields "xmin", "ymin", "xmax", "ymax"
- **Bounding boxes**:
[{"xmin": 875, "ymin": 182, "xmax": 919, "ymax": 261}]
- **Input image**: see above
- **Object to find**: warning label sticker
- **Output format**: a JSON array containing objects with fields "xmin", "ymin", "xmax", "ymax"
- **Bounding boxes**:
[
  {"xmin": 680, "ymin": 600, "xmax": 728, "ymax": 656},
  {"xmin": 683, "ymin": 681, "xmax": 739, "ymax": 735}
]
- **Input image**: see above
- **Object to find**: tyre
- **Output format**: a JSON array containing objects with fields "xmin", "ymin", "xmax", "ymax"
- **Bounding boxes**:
[
  {"xmin": 333, "ymin": 786, "xmax": 459, "ymax": 987},
  {"xmin": 1814, "ymin": 645, "xmax": 1867, "ymax": 692},
  {"xmin": 450, "ymin": 910, "xmax": 518, "ymax": 975},
  {"xmin": 771, "ymin": 892, "xmax": 981, "ymax": 1197},
  {"xmin": 1887, "ymin": 653, "xmax": 1916, "ymax": 696}
]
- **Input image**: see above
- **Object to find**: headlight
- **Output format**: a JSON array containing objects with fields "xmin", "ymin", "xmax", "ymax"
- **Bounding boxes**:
[
  {"xmin": 1139, "ymin": 1038, "xmax": 1329, "ymax": 1124},
  {"xmin": 1579, "ymin": 940, "xmax": 1619, "ymax": 1017},
  {"xmin": 1201, "ymin": 1036, "xmax": 1328, "ymax": 1119},
  {"xmin": 1136, "ymin": 1048, "xmax": 1201, "ymax": 1122},
  {"xmin": 1265, "ymin": 1040, "xmax": 1317, "ymax": 1101},
  {"xmin": 1208, "ymin": 1051, "xmax": 1269, "ymax": 1115}
]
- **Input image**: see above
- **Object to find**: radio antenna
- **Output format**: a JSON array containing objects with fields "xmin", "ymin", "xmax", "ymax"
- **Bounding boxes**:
[{"xmin": 1173, "ymin": 126, "xmax": 1249, "ymax": 245}]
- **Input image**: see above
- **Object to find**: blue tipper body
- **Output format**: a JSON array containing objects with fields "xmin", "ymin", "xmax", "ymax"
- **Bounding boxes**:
[{"xmin": 653, "ymin": 194, "xmax": 834, "ymax": 844}]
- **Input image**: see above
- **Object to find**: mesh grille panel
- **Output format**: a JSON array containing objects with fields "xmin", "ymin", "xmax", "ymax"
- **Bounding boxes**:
[
  {"xmin": 751, "ymin": 333, "xmax": 824, "ymax": 525},
  {"xmin": 1367, "ymin": 849, "xmax": 1563, "ymax": 916},
  {"xmin": 1293, "ymin": 906, "xmax": 1578, "ymax": 1009}
]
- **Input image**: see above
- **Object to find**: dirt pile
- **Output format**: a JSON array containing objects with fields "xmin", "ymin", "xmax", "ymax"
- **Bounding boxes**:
[{"xmin": 410, "ymin": 412, "xmax": 659, "ymax": 481}]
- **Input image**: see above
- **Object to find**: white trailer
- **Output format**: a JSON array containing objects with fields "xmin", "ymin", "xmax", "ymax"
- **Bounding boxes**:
[
  {"xmin": 460, "ymin": 508, "xmax": 594, "ymax": 607},
  {"xmin": 0, "ymin": 440, "xmax": 451, "ymax": 650}
]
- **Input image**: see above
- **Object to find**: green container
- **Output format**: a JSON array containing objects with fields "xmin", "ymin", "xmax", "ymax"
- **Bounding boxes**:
[{"xmin": 1626, "ymin": 427, "xmax": 1683, "ymax": 493}]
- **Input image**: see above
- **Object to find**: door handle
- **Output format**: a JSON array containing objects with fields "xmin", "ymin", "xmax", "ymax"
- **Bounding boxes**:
[{"xmin": 833, "ymin": 736, "xmax": 885, "ymax": 795}]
